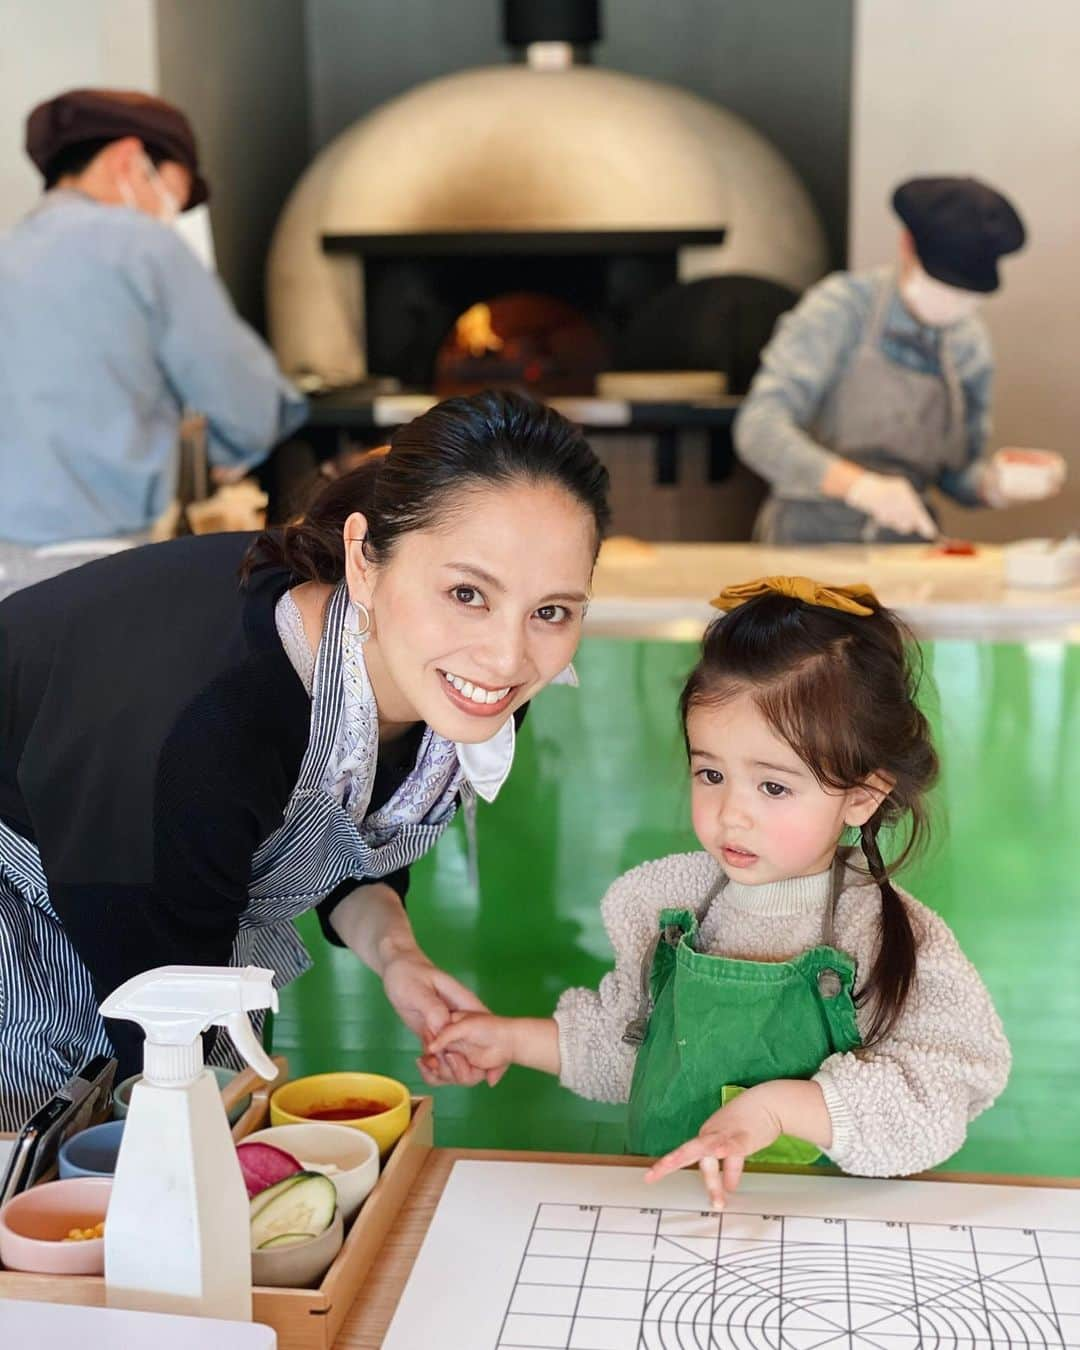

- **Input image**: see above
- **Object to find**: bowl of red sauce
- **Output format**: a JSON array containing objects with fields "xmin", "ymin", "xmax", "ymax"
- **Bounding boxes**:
[{"xmin": 269, "ymin": 1072, "xmax": 411, "ymax": 1155}]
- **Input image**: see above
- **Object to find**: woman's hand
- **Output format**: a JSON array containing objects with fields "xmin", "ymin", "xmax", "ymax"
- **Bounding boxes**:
[
  {"xmin": 381, "ymin": 949, "xmax": 504, "ymax": 1087},
  {"xmin": 643, "ymin": 1080, "xmax": 831, "ymax": 1210},
  {"xmin": 327, "ymin": 882, "xmax": 502, "ymax": 1087}
]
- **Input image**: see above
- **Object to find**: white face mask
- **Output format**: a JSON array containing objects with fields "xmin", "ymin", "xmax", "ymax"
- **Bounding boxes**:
[
  {"xmin": 143, "ymin": 156, "xmax": 181, "ymax": 223},
  {"xmin": 900, "ymin": 262, "xmax": 980, "ymax": 327},
  {"xmin": 172, "ymin": 203, "xmax": 217, "ymax": 270},
  {"xmin": 118, "ymin": 154, "xmax": 181, "ymax": 223}
]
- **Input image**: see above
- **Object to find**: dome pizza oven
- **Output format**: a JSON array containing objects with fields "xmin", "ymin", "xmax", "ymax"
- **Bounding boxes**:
[{"xmin": 266, "ymin": 0, "xmax": 827, "ymax": 403}]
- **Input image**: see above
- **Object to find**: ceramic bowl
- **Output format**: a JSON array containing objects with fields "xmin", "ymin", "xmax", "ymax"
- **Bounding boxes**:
[
  {"xmin": 269, "ymin": 1072, "xmax": 410, "ymax": 1156},
  {"xmin": 251, "ymin": 1207, "xmax": 344, "ymax": 1289},
  {"xmin": 0, "ymin": 1177, "xmax": 111, "ymax": 1274},
  {"xmin": 58, "ymin": 1119, "xmax": 125, "ymax": 1179},
  {"xmin": 113, "ymin": 1065, "xmax": 251, "ymax": 1123},
  {"xmin": 242, "ymin": 1122, "xmax": 379, "ymax": 1222}
]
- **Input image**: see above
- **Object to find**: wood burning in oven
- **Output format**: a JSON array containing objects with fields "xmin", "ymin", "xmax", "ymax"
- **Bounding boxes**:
[{"xmin": 435, "ymin": 293, "xmax": 609, "ymax": 397}]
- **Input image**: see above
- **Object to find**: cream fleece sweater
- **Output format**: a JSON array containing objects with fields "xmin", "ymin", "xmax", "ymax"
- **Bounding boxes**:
[{"xmin": 553, "ymin": 851, "xmax": 1010, "ymax": 1177}]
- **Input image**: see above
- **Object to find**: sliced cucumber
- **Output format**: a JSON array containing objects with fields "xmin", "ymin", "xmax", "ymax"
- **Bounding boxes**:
[
  {"xmin": 249, "ymin": 1172, "xmax": 308, "ymax": 1218},
  {"xmin": 250, "ymin": 1172, "xmax": 336, "ymax": 1249},
  {"xmin": 258, "ymin": 1232, "xmax": 315, "ymax": 1250}
]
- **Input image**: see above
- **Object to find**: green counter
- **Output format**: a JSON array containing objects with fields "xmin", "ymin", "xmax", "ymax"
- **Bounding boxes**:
[{"xmin": 273, "ymin": 637, "xmax": 1080, "ymax": 1177}]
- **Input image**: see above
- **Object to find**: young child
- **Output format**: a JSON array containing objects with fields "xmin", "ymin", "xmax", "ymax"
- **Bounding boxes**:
[{"xmin": 426, "ymin": 576, "xmax": 1010, "ymax": 1206}]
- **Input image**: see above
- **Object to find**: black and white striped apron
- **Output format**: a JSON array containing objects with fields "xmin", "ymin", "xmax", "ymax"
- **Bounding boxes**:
[{"xmin": 0, "ymin": 584, "xmax": 458, "ymax": 1129}]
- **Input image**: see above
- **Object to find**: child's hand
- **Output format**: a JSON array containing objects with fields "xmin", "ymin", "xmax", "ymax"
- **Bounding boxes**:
[
  {"xmin": 643, "ymin": 1084, "xmax": 785, "ymax": 1210},
  {"xmin": 423, "ymin": 1012, "xmax": 562, "ymax": 1082},
  {"xmin": 423, "ymin": 1011, "xmax": 517, "ymax": 1078},
  {"xmin": 415, "ymin": 1048, "xmax": 496, "ymax": 1088}
]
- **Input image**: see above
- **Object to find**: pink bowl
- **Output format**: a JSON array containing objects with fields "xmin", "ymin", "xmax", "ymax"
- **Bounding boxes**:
[{"xmin": 0, "ymin": 1177, "xmax": 112, "ymax": 1274}]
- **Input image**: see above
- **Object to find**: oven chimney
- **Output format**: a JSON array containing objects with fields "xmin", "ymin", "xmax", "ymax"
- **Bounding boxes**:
[{"xmin": 502, "ymin": 0, "xmax": 601, "ymax": 69}]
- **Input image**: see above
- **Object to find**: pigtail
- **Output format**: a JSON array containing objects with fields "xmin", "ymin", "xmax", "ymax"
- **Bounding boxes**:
[{"xmin": 856, "ymin": 818, "xmax": 917, "ymax": 1045}]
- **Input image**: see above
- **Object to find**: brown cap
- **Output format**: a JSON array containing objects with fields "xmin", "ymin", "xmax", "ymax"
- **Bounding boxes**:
[{"xmin": 25, "ymin": 88, "xmax": 209, "ymax": 209}]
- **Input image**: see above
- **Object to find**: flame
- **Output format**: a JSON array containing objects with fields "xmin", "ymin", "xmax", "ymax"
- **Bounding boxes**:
[{"xmin": 455, "ymin": 303, "xmax": 504, "ymax": 358}]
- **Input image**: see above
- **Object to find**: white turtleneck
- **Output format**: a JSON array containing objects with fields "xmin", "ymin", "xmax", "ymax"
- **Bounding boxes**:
[{"xmin": 554, "ymin": 850, "xmax": 1010, "ymax": 1178}]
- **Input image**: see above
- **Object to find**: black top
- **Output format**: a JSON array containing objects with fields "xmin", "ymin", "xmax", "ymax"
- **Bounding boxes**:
[{"xmin": 0, "ymin": 533, "xmax": 497, "ymax": 1070}]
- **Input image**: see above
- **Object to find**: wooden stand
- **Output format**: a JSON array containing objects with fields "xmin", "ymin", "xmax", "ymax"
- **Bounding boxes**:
[{"xmin": 0, "ymin": 1061, "xmax": 433, "ymax": 1350}]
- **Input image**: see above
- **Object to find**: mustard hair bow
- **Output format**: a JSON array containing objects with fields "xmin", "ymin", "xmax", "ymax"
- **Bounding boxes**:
[{"xmin": 711, "ymin": 575, "xmax": 878, "ymax": 617}]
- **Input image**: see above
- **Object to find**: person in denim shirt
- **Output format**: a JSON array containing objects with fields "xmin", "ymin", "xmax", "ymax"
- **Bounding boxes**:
[
  {"xmin": 736, "ymin": 177, "xmax": 1065, "ymax": 543},
  {"xmin": 0, "ymin": 89, "xmax": 306, "ymax": 595}
]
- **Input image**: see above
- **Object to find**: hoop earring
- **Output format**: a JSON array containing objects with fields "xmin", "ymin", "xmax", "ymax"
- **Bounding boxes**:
[{"xmin": 352, "ymin": 600, "xmax": 371, "ymax": 637}]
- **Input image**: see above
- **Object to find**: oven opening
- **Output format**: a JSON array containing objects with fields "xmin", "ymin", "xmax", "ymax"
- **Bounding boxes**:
[{"xmin": 434, "ymin": 292, "xmax": 610, "ymax": 397}]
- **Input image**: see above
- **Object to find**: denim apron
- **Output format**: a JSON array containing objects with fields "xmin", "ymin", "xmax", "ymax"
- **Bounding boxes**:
[{"xmin": 760, "ymin": 272, "xmax": 967, "ymax": 544}]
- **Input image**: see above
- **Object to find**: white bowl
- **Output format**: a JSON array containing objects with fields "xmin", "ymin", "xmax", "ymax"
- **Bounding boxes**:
[{"xmin": 242, "ymin": 1123, "xmax": 379, "ymax": 1222}]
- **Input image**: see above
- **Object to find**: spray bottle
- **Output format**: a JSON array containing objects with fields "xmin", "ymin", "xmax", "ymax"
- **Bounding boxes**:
[{"xmin": 99, "ymin": 965, "xmax": 280, "ymax": 1320}]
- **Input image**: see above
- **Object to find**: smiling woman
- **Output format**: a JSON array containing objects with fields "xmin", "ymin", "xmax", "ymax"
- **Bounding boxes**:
[{"xmin": 0, "ymin": 390, "xmax": 610, "ymax": 1128}]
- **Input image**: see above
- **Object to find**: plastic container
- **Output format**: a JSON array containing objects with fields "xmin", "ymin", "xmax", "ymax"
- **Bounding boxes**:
[
  {"xmin": 99, "ymin": 965, "xmax": 280, "ymax": 1322},
  {"xmin": 994, "ymin": 451, "xmax": 1065, "ymax": 501},
  {"xmin": 1003, "ymin": 538, "xmax": 1080, "ymax": 589}
]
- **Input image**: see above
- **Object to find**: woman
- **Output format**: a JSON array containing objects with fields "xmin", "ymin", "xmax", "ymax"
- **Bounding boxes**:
[{"xmin": 0, "ymin": 391, "xmax": 610, "ymax": 1128}]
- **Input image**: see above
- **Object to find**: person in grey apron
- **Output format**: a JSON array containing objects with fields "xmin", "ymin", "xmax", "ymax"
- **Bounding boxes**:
[
  {"xmin": 736, "ymin": 176, "xmax": 1065, "ymax": 544},
  {"xmin": 759, "ymin": 273, "xmax": 967, "ymax": 544},
  {"xmin": 0, "ymin": 390, "xmax": 610, "ymax": 1129}
]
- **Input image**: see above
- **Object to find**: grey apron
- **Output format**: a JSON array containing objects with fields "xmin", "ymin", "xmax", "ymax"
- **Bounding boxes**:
[
  {"xmin": 759, "ymin": 273, "xmax": 968, "ymax": 545},
  {"xmin": 0, "ymin": 583, "xmax": 457, "ymax": 1128}
]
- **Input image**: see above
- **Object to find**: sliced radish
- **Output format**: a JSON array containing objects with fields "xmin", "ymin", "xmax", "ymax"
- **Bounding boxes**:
[
  {"xmin": 250, "ymin": 1173, "xmax": 336, "ymax": 1250},
  {"xmin": 236, "ymin": 1141, "xmax": 302, "ymax": 1199}
]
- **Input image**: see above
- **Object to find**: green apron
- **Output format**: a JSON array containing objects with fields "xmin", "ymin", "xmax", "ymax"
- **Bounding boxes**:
[{"xmin": 625, "ymin": 865, "xmax": 862, "ymax": 1161}]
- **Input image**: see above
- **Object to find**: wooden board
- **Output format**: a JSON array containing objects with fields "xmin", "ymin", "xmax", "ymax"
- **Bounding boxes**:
[{"xmin": 332, "ymin": 1150, "xmax": 1080, "ymax": 1349}]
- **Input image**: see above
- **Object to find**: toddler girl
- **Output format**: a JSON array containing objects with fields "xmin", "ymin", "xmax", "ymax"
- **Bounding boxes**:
[{"xmin": 427, "ymin": 577, "xmax": 1010, "ymax": 1205}]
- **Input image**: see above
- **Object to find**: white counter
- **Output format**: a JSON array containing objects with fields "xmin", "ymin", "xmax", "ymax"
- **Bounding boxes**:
[{"xmin": 586, "ymin": 543, "xmax": 1080, "ymax": 642}]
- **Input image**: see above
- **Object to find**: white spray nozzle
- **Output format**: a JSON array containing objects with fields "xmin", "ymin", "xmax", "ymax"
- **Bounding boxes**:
[{"xmin": 100, "ymin": 965, "xmax": 280, "ymax": 1085}]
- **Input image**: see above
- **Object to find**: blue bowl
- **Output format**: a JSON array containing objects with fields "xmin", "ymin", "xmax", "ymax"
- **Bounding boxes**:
[{"xmin": 58, "ymin": 1120, "xmax": 125, "ymax": 1180}]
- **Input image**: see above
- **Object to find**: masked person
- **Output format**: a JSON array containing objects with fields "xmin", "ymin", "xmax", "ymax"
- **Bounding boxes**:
[
  {"xmin": 735, "ymin": 176, "xmax": 1065, "ymax": 544},
  {"xmin": 0, "ymin": 88, "xmax": 306, "ymax": 595}
]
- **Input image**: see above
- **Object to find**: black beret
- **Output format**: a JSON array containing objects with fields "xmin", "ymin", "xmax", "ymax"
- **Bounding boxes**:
[
  {"xmin": 26, "ymin": 88, "xmax": 208, "ymax": 210},
  {"xmin": 893, "ymin": 176, "xmax": 1025, "ymax": 293}
]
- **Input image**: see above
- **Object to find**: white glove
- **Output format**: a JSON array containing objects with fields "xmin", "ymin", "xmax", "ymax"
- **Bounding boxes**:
[
  {"xmin": 981, "ymin": 449, "xmax": 1066, "ymax": 508},
  {"xmin": 843, "ymin": 471, "xmax": 938, "ymax": 540}
]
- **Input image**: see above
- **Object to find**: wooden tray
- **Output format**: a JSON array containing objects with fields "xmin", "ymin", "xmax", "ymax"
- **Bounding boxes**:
[{"xmin": 0, "ymin": 1060, "xmax": 434, "ymax": 1350}]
